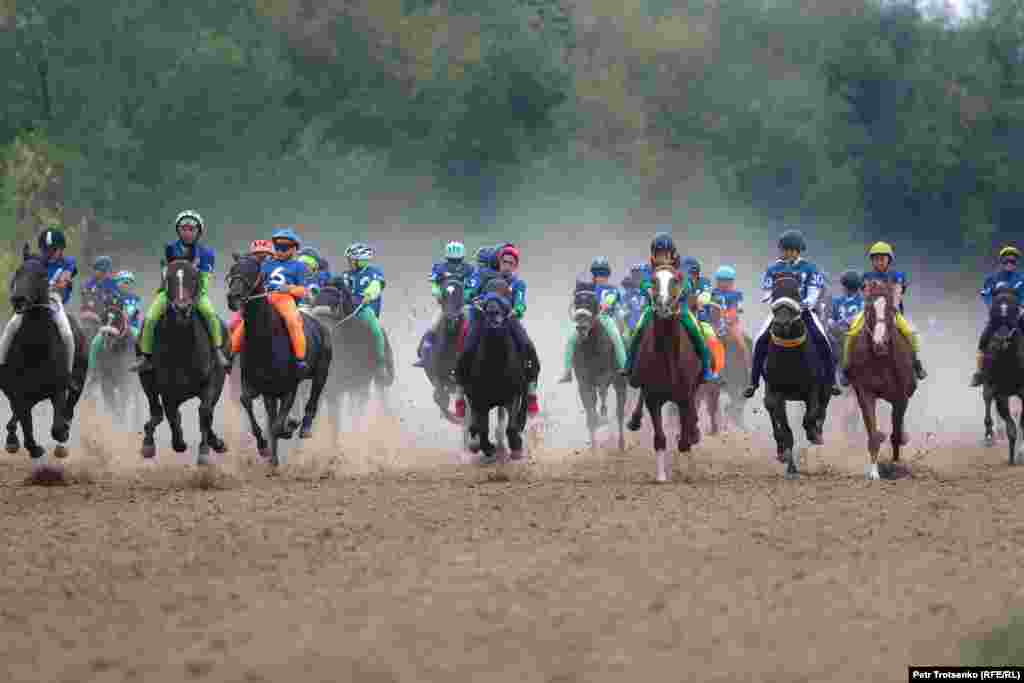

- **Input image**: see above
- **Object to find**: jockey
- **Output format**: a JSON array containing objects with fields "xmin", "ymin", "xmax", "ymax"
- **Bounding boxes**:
[
  {"xmin": 829, "ymin": 270, "xmax": 864, "ymax": 386},
  {"xmin": 559, "ymin": 256, "xmax": 628, "ymax": 383},
  {"xmin": 0, "ymin": 227, "xmax": 79, "ymax": 390},
  {"xmin": 341, "ymin": 241, "xmax": 392, "ymax": 381},
  {"xmin": 296, "ymin": 251, "xmax": 321, "ymax": 306},
  {"xmin": 856, "ymin": 241, "xmax": 927, "ymax": 380},
  {"xmin": 133, "ymin": 210, "xmax": 228, "ymax": 372},
  {"xmin": 973, "ymin": 281, "xmax": 1024, "ymax": 387},
  {"xmin": 711, "ymin": 265, "xmax": 751, "ymax": 365},
  {"xmin": 620, "ymin": 263, "xmax": 650, "ymax": 341},
  {"xmin": 414, "ymin": 240, "xmax": 478, "ymax": 369},
  {"xmin": 682, "ymin": 257, "xmax": 712, "ymax": 321},
  {"xmin": 231, "ymin": 228, "xmax": 310, "ymax": 370},
  {"xmin": 83, "ymin": 256, "xmax": 121, "ymax": 301},
  {"xmin": 621, "ymin": 232, "xmax": 718, "ymax": 383},
  {"xmin": 743, "ymin": 228, "xmax": 839, "ymax": 398},
  {"xmin": 113, "ymin": 270, "xmax": 143, "ymax": 339},
  {"xmin": 494, "ymin": 243, "xmax": 540, "ymax": 414},
  {"xmin": 979, "ymin": 245, "xmax": 1024, "ymax": 308}
]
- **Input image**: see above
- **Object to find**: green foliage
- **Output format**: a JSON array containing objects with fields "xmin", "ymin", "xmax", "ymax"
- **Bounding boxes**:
[{"xmin": 962, "ymin": 613, "xmax": 1024, "ymax": 666}]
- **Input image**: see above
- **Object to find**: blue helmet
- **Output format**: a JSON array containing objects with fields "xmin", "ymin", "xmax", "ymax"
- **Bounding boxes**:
[
  {"xmin": 682, "ymin": 256, "xmax": 701, "ymax": 274},
  {"xmin": 778, "ymin": 228, "xmax": 806, "ymax": 253},
  {"xmin": 650, "ymin": 232, "xmax": 676, "ymax": 255},
  {"xmin": 715, "ymin": 265, "xmax": 736, "ymax": 281},
  {"xmin": 590, "ymin": 256, "xmax": 611, "ymax": 277},
  {"xmin": 93, "ymin": 256, "xmax": 113, "ymax": 273},
  {"xmin": 630, "ymin": 263, "xmax": 647, "ymax": 274},
  {"xmin": 840, "ymin": 270, "xmax": 863, "ymax": 290},
  {"xmin": 272, "ymin": 227, "xmax": 302, "ymax": 247}
]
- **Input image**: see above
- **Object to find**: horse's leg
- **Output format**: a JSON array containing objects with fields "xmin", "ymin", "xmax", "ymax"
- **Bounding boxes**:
[
  {"xmin": 476, "ymin": 405, "xmax": 496, "ymax": 464},
  {"xmin": 579, "ymin": 381, "xmax": 599, "ymax": 449},
  {"xmin": 765, "ymin": 390, "xmax": 796, "ymax": 477},
  {"xmin": 274, "ymin": 388, "xmax": 300, "ymax": 439},
  {"xmin": 984, "ymin": 386, "xmax": 995, "ymax": 446},
  {"xmin": 239, "ymin": 389, "xmax": 268, "ymax": 457},
  {"xmin": 507, "ymin": 400, "xmax": 525, "ymax": 461},
  {"xmin": 6, "ymin": 415, "xmax": 20, "ymax": 453},
  {"xmin": 598, "ymin": 383, "xmax": 609, "ymax": 423},
  {"xmin": 197, "ymin": 387, "xmax": 214, "ymax": 465},
  {"xmin": 995, "ymin": 394, "xmax": 1016, "ymax": 466},
  {"xmin": 1015, "ymin": 395, "xmax": 1024, "ymax": 465},
  {"xmin": 707, "ymin": 385, "xmax": 721, "ymax": 435},
  {"xmin": 628, "ymin": 388, "xmax": 645, "ymax": 431},
  {"xmin": 167, "ymin": 398, "xmax": 188, "ymax": 453},
  {"xmin": 203, "ymin": 372, "xmax": 228, "ymax": 455},
  {"xmin": 300, "ymin": 362, "xmax": 330, "ymax": 439},
  {"xmin": 16, "ymin": 402, "xmax": 44, "ymax": 460},
  {"xmin": 493, "ymin": 406, "xmax": 507, "ymax": 454},
  {"xmin": 614, "ymin": 378, "xmax": 627, "ymax": 451},
  {"xmin": 264, "ymin": 396, "xmax": 282, "ymax": 468},
  {"xmin": 854, "ymin": 387, "xmax": 883, "ymax": 480},
  {"xmin": 646, "ymin": 393, "xmax": 670, "ymax": 483},
  {"xmin": 890, "ymin": 398, "xmax": 910, "ymax": 471},
  {"xmin": 50, "ymin": 381, "xmax": 71, "ymax": 446},
  {"xmin": 102, "ymin": 374, "xmax": 119, "ymax": 421},
  {"xmin": 140, "ymin": 383, "xmax": 164, "ymax": 459},
  {"xmin": 802, "ymin": 389, "xmax": 824, "ymax": 446}
]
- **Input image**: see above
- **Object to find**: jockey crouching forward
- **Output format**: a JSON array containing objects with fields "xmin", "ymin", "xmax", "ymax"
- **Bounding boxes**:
[
  {"xmin": 743, "ymin": 228, "xmax": 839, "ymax": 399},
  {"xmin": 559, "ymin": 256, "xmax": 627, "ymax": 383},
  {"xmin": 340, "ymin": 242, "xmax": 393, "ymax": 383},
  {"xmin": 621, "ymin": 233, "xmax": 717, "ymax": 383},
  {"xmin": 711, "ymin": 265, "xmax": 751, "ymax": 366},
  {"xmin": 230, "ymin": 228, "xmax": 310, "ymax": 371},
  {"xmin": 972, "ymin": 245, "xmax": 1024, "ymax": 387},
  {"xmin": 0, "ymin": 228, "xmax": 80, "ymax": 392},
  {"xmin": 414, "ymin": 239, "xmax": 478, "ymax": 370},
  {"xmin": 856, "ymin": 241, "xmax": 926, "ymax": 381}
]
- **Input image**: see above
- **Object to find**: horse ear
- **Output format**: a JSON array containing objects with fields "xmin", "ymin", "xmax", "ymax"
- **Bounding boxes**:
[{"xmin": 22, "ymin": 243, "xmax": 30, "ymax": 260}]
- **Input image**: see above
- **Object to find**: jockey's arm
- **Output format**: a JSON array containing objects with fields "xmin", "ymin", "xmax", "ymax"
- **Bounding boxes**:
[
  {"xmin": 197, "ymin": 271, "xmax": 212, "ymax": 297},
  {"xmin": 362, "ymin": 279, "xmax": 383, "ymax": 303},
  {"xmin": 431, "ymin": 281, "xmax": 442, "ymax": 302}
]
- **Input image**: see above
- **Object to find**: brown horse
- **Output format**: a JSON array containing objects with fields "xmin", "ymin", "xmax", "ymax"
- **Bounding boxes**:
[
  {"xmin": 629, "ymin": 266, "xmax": 701, "ymax": 483},
  {"xmin": 846, "ymin": 280, "xmax": 917, "ymax": 480},
  {"xmin": 696, "ymin": 300, "xmax": 753, "ymax": 433}
]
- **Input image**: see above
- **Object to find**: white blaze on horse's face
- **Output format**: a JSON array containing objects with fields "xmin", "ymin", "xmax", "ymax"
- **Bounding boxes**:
[
  {"xmin": 176, "ymin": 268, "xmax": 185, "ymax": 306},
  {"xmin": 872, "ymin": 295, "xmax": 887, "ymax": 346},
  {"xmin": 653, "ymin": 268, "xmax": 676, "ymax": 318}
]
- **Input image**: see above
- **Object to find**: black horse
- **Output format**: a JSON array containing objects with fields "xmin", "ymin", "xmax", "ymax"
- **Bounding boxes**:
[
  {"xmin": 138, "ymin": 260, "xmax": 229, "ymax": 464},
  {"xmin": 421, "ymin": 274, "xmax": 467, "ymax": 425},
  {"xmin": 569, "ymin": 289, "xmax": 626, "ymax": 450},
  {"xmin": 310, "ymin": 277, "xmax": 393, "ymax": 440},
  {"xmin": 982, "ymin": 289, "xmax": 1024, "ymax": 465},
  {"xmin": 758, "ymin": 275, "xmax": 832, "ymax": 479},
  {"xmin": 227, "ymin": 254, "xmax": 331, "ymax": 467},
  {"xmin": 89, "ymin": 295, "xmax": 142, "ymax": 425},
  {"xmin": 455, "ymin": 294, "xmax": 533, "ymax": 463},
  {"xmin": 1, "ymin": 245, "xmax": 88, "ymax": 464}
]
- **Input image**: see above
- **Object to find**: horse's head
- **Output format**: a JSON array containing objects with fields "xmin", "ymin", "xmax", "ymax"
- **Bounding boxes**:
[
  {"xmin": 165, "ymin": 259, "xmax": 199, "ymax": 320},
  {"xmin": 439, "ymin": 275, "xmax": 465, "ymax": 326},
  {"xmin": 571, "ymin": 290, "xmax": 599, "ymax": 339},
  {"xmin": 226, "ymin": 253, "xmax": 264, "ymax": 312},
  {"xmin": 863, "ymin": 279, "xmax": 895, "ymax": 356},
  {"xmin": 311, "ymin": 283, "xmax": 344, "ymax": 318},
  {"xmin": 651, "ymin": 266, "xmax": 684, "ymax": 320},
  {"xmin": 481, "ymin": 293, "xmax": 511, "ymax": 330},
  {"xmin": 100, "ymin": 296, "xmax": 128, "ymax": 340},
  {"xmin": 769, "ymin": 275, "xmax": 806, "ymax": 345},
  {"xmin": 991, "ymin": 288, "xmax": 1021, "ymax": 353},
  {"xmin": 10, "ymin": 244, "xmax": 50, "ymax": 314}
]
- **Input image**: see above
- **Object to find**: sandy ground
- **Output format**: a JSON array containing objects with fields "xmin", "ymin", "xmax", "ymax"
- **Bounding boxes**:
[{"xmin": 1, "ymin": 386, "xmax": 1023, "ymax": 683}]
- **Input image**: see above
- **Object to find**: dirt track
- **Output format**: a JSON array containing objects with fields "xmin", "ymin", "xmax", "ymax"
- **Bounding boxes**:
[{"xmin": 2, "ymin": 399, "xmax": 1023, "ymax": 683}]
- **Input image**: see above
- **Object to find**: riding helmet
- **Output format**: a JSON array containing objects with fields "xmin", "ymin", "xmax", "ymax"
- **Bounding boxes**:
[
  {"xmin": 271, "ymin": 227, "xmax": 302, "ymax": 247},
  {"xmin": 778, "ymin": 228, "xmax": 806, "ymax": 253},
  {"xmin": 999, "ymin": 245, "xmax": 1022, "ymax": 261},
  {"xmin": 38, "ymin": 228, "xmax": 66, "ymax": 251},
  {"xmin": 174, "ymin": 210, "xmax": 205, "ymax": 239},
  {"xmin": 839, "ymin": 269, "xmax": 863, "ymax": 291},
  {"xmin": 714, "ymin": 265, "xmax": 736, "ymax": 281},
  {"xmin": 590, "ymin": 256, "xmax": 611, "ymax": 277},
  {"xmin": 345, "ymin": 242, "xmax": 374, "ymax": 261},
  {"xmin": 682, "ymin": 256, "xmax": 701, "ymax": 274},
  {"xmin": 868, "ymin": 241, "xmax": 894, "ymax": 259},
  {"xmin": 650, "ymin": 232, "xmax": 676, "ymax": 255},
  {"xmin": 445, "ymin": 240, "xmax": 466, "ymax": 260},
  {"xmin": 93, "ymin": 255, "xmax": 113, "ymax": 273}
]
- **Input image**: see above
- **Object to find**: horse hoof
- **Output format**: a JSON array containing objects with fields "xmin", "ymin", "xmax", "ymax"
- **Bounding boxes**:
[
  {"xmin": 211, "ymin": 439, "xmax": 228, "ymax": 454},
  {"xmin": 172, "ymin": 441, "xmax": 188, "ymax": 454},
  {"xmin": 627, "ymin": 418, "xmax": 642, "ymax": 432},
  {"xmin": 299, "ymin": 428, "xmax": 313, "ymax": 439},
  {"xmin": 258, "ymin": 446, "xmax": 271, "ymax": 460},
  {"xmin": 984, "ymin": 434, "xmax": 995, "ymax": 448},
  {"xmin": 776, "ymin": 451, "xmax": 788, "ymax": 464},
  {"xmin": 196, "ymin": 451, "xmax": 211, "ymax": 466},
  {"xmin": 809, "ymin": 433, "xmax": 824, "ymax": 446},
  {"xmin": 53, "ymin": 445, "xmax": 68, "ymax": 460},
  {"xmin": 784, "ymin": 470, "xmax": 800, "ymax": 481},
  {"xmin": 5, "ymin": 439, "xmax": 19, "ymax": 454},
  {"xmin": 478, "ymin": 453, "xmax": 496, "ymax": 466},
  {"xmin": 865, "ymin": 463, "xmax": 881, "ymax": 480},
  {"xmin": 509, "ymin": 449, "xmax": 525, "ymax": 461},
  {"xmin": 141, "ymin": 443, "xmax": 156, "ymax": 459},
  {"xmin": 28, "ymin": 446, "xmax": 46, "ymax": 460},
  {"xmin": 51, "ymin": 426, "xmax": 70, "ymax": 443},
  {"xmin": 467, "ymin": 437, "xmax": 481, "ymax": 454}
]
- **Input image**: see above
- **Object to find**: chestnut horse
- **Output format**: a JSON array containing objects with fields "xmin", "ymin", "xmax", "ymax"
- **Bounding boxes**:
[
  {"xmin": 846, "ymin": 280, "xmax": 917, "ymax": 480},
  {"xmin": 628, "ymin": 266, "xmax": 701, "ymax": 483}
]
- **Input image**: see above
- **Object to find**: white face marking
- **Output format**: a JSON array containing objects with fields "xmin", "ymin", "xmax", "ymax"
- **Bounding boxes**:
[
  {"xmin": 872, "ymin": 296, "xmax": 887, "ymax": 345},
  {"xmin": 654, "ymin": 269, "xmax": 674, "ymax": 314},
  {"xmin": 177, "ymin": 268, "xmax": 185, "ymax": 305}
]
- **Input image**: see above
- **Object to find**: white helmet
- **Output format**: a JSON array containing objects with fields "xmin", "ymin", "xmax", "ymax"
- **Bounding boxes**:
[
  {"xmin": 345, "ymin": 242, "xmax": 374, "ymax": 261},
  {"xmin": 174, "ymin": 210, "xmax": 205, "ymax": 238}
]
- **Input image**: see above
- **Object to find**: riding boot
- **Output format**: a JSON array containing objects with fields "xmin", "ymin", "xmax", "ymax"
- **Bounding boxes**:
[
  {"xmin": 970, "ymin": 351, "xmax": 986, "ymax": 387},
  {"xmin": 743, "ymin": 332, "xmax": 769, "ymax": 398}
]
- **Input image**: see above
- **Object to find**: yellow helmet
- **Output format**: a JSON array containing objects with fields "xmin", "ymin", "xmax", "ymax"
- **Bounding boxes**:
[
  {"xmin": 999, "ymin": 245, "xmax": 1022, "ymax": 260},
  {"xmin": 868, "ymin": 241, "xmax": 894, "ymax": 259}
]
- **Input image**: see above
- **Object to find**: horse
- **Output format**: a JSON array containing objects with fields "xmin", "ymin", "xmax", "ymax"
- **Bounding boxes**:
[
  {"xmin": 979, "ymin": 289, "xmax": 1024, "ymax": 465},
  {"xmin": 706, "ymin": 300, "xmax": 752, "ymax": 431},
  {"xmin": 628, "ymin": 265, "xmax": 701, "ymax": 483},
  {"xmin": 454, "ymin": 293, "xmax": 532, "ymax": 463},
  {"xmin": 226, "ymin": 254, "xmax": 331, "ymax": 467},
  {"xmin": 759, "ymin": 274, "xmax": 832, "ymax": 480},
  {"xmin": 569, "ymin": 289, "xmax": 627, "ymax": 451},
  {"xmin": 88, "ymin": 295, "xmax": 142, "ymax": 426},
  {"xmin": 416, "ymin": 274, "xmax": 467, "ymax": 425},
  {"xmin": 78, "ymin": 288, "xmax": 105, "ymax": 346},
  {"xmin": 828, "ymin": 318, "xmax": 862, "ymax": 436},
  {"xmin": 310, "ymin": 279, "xmax": 393, "ymax": 441},
  {"xmin": 846, "ymin": 280, "xmax": 918, "ymax": 479},
  {"xmin": 1, "ymin": 245, "xmax": 88, "ymax": 468},
  {"xmin": 138, "ymin": 260, "xmax": 229, "ymax": 464}
]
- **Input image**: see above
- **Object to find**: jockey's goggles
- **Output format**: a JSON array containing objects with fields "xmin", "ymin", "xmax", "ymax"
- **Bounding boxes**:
[
  {"xmin": 177, "ymin": 220, "xmax": 200, "ymax": 230},
  {"xmin": 273, "ymin": 240, "xmax": 297, "ymax": 253}
]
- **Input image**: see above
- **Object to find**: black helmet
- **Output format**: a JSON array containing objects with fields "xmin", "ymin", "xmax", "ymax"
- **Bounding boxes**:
[
  {"xmin": 839, "ymin": 269, "xmax": 863, "ymax": 290},
  {"xmin": 650, "ymin": 232, "xmax": 676, "ymax": 255},
  {"xmin": 778, "ymin": 228, "xmax": 806, "ymax": 253},
  {"xmin": 38, "ymin": 228, "xmax": 66, "ymax": 251}
]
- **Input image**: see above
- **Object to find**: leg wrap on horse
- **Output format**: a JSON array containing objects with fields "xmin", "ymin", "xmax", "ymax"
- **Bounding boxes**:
[
  {"xmin": 356, "ymin": 306, "xmax": 388, "ymax": 365},
  {"xmin": 598, "ymin": 313, "xmax": 628, "ymax": 371},
  {"xmin": 139, "ymin": 291, "xmax": 168, "ymax": 355},
  {"xmin": 50, "ymin": 294, "xmax": 76, "ymax": 374},
  {"xmin": 0, "ymin": 313, "xmax": 24, "ymax": 365},
  {"xmin": 196, "ymin": 294, "xmax": 224, "ymax": 348},
  {"xmin": 269, "ymin": 292, "xmax": 307, "ymax": 360}
]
